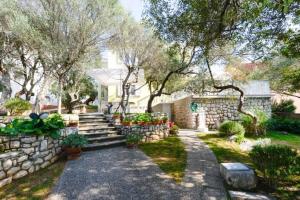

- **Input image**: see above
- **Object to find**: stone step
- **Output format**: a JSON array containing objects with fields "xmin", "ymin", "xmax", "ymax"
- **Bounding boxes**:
[
  {"xmin": 79, "ymin": 130, "xmax": 119, "ymax": 137},
  {"xmin": 79, "ymin": 126, "xmax": 115, "ymax": 131},
  {"xmin": 87, "ymin": 135, "xmax": 125, "ymax": 143},
  {"xmin": 79, "ymin": 112, "xmax": 103, "ymax": 116},
  {"xmin": 79, "ymin": 115, "xmax": 106, "ymax": 120},
  {"xmin": 79, "ymin": 119, "xmax": 107, "ymax": 123},
  {"xmin": 82, "ymin": 140, "xmax": 126, "ymax": 151},
  {"xmin": 79, "ymin": 122, "xmax": 110, "ymax": 127}
]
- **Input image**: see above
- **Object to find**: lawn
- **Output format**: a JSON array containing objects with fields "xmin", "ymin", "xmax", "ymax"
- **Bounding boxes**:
[
  {"xmin": 139, "ymin": 136, "xmax": 187, "ymax": 183},
  {"xmin": 0, "ymin": 159, "xmax": 66, "ymax": 200},
  {"xmin": 198, "ymin": 132, "xmax": 300, "ymax": 200},
  {"xmin": 266, "ymin": 131, "xmax": 300, "ymax": 150}
]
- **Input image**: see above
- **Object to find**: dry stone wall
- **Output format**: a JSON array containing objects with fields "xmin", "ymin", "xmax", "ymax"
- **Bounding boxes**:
[
  {"xmin": 172, "ymin": 96, "xmax": 271, "ymax": 129},
  {"xmin": 0, "ymin": 127, "xmax": 77, "ymax": 188},
  {"xmin": 120, "ymin": 125, "xmax": 169, "ymax": 142}
]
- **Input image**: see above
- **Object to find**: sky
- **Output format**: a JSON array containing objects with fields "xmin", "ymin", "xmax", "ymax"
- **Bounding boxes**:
[{"xmin": 119, "ymin": 0, "xmax": 144, "ymax": 21}]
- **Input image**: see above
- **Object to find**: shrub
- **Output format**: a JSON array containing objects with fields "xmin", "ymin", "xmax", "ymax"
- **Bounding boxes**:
[
  {"xmin": 169, "ymin": 124, "xmax": 179, "ymax": 135},
  {"xmin": 4, "ymin": 98, "xmax": 31, "ymax": 116},
  {"xmin": 266, "ymin": 117, "xmax": 300, "ymax": 134},
  {"xmin": 241, "ymin": 110, "xmax": 268, "ymax": 135},
  {"xmin": 272, "ymin": 99, "xmax": 296, "ymax": 113},
  {"xmin": 126, "ymin": 133, "xmax": 143, "ymax": 145},
  {"xmin": 62, "ymin": 134, "xmax": 87, "ymax": 148},
  {"xmin": 219, "ymin": 121, "xmax": 245, "ymax": 136},
  {"xmin": 0, "ymin": 113, "xmax": 65, "ymax": 138},
  {"xmin": 249, "ymin": 145, "xmax": 298, "ymax": 187}
]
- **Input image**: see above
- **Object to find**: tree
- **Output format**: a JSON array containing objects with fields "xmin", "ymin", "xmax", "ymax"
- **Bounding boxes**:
[
  {"xmin": 19, "ymin": 0, "xmax": 122, "ymax": 113},
  {"xmin": 109, "ymin": 18, "xmax": 161, "ymax": 116},
  {"xmin": 143, "ymin": 48, "xmax": 190, "ymax": 112},
  {"xmin": 146, "ymin": 0, "xmax": 299, "ymax": 134},
  {"xmin": 51, "ymin": 69, "xmax": 98, "ymax": 113}
]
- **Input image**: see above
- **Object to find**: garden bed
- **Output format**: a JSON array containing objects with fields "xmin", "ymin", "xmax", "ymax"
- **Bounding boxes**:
[{"xmin": 198, "ymin": 132, "xmax": 300, "ymax": 200}]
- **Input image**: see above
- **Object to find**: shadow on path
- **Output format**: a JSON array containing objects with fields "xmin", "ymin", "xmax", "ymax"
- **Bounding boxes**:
[{"xmin": 48, "ymin": 130, "xmax": 226, "ymax": 200}]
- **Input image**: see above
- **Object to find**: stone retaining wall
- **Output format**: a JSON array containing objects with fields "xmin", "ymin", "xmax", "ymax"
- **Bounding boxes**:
[
  {"xmin": 120, "ymin": 125, "xmax": 169, "ymax": 142},
  {"xmin": 173, "ymin": 96, "xmax": 271, "ymax": 129},
  {"xmin": 0, "ymin": 127, "xmax": 77, "ymax": 188}
]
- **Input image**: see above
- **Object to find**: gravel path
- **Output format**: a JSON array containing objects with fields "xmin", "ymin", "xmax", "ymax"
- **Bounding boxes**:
[{"xmin": 48, "ymin": 130, "xmax": 227, "ymax": 200}]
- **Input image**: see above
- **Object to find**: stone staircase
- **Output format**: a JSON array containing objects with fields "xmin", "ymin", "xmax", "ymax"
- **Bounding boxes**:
[{"xmin": 78, "ymin": 113, "xmax": 125, "ymax": 151}]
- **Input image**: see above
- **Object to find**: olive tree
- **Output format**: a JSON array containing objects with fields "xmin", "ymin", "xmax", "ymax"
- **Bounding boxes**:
[{"xmin": 109, "ymin": 18, "xmax": 161, "ymax": 116}]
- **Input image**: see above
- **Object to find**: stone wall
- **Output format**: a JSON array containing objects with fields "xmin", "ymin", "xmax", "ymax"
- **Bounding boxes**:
[
  {"xmin": 172, "ymin": 96, "xmax": 193, "ymax": 128},
  {"xmin": 120, "ymin": 125, "xmax": 169, "ymax": 142},
  {"xmin": 0, "ymin": 127, "xmax": 77, "ymax": 188},
  {"xmin": 172, "ymin": 96, "xmax": 271, "ymax": 129}
]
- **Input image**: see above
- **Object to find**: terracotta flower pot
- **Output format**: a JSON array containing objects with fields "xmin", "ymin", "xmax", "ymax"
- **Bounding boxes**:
[
  {"xmin": 65, "ymin": 147, "xmax": 82, "ymax": 160},
  {"xmin": 122, "ymin": 122, "xmax": 132, "ymax": 126}
]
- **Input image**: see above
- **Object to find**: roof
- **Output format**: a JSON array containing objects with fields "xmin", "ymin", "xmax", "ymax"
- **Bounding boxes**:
[{"xmin": 196, "ymin": 80, "xmax": 271, "ymax": 98}]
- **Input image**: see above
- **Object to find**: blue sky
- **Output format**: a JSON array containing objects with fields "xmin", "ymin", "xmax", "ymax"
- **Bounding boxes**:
[{"xmin": 119, "ymin": 0, "xmax": 144, "ymax": 21}]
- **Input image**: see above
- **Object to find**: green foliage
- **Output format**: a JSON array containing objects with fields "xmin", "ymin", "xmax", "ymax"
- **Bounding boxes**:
[
  {"xmin": 241, "ymin": 110, "xmax": 268, "ymax": 135},
  {"xmin": 133, "ymin": 113, "xmax": 152, "ymax": 123},
  {"xmin": 4, "ymin": 98, "xmax": 31, "ymax": 116},
  {"xmin": 249, "ymin": 145, "xmax": 298, "ymax": 187},
  {"xmin": 0, "ymin": 114, "xmax": 65, "ymax": 138},
  {"xmin": 267, "ymin": 117, "xmax": 300, "ymax": 134},
  {"xmin": 169, "ymin": 124, "xmax": 179, "ymax": 135},
  {"xmin": 219, "ymin": 121, "xmax": 245, "ymax": 137},
  {"xmin": 126, "ymin": 134, "xmax": 143, "ymax": 145},
  {"xmin": 62, "ymin": 134, "xmax": 87, "ymax": 148},
  {"xmin": 272, "ymin": 99, "xmax": 296, "ymax": 113}
]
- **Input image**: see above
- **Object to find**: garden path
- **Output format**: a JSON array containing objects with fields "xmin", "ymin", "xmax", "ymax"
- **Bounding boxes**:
[{"xmin": 48, "ymin": 130, "xmax": 226, "ymax": 200}]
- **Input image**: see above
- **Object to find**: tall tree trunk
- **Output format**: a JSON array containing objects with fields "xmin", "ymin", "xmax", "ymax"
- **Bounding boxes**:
[
  {"xmin": 0, "ymin": 70, "xmax": 12, "ymax": 103},
  {"xmin": 34, "ymin": 77, "xmax": 49, "ymax": 113},
  {"xmin": 146, "ymin": 94, "xmax": 155, "ymax": 113},
  {"xmin": 119, "ymin": 68, "xmax": 133, "ymax": 118},
  {"xmin": 57, "ymin": 77, "xmax": 63, "ymax": 114}
]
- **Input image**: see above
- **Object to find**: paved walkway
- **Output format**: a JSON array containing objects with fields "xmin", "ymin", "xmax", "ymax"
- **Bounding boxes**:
[{"xmin": 48, "ymin": 130, "xmax": 226, "ymax": 200}]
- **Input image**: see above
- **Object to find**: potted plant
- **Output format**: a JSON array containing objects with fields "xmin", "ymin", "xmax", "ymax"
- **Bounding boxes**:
[
  {"xmin": 126, "ymin": 134, "xmax": 142, "ymax": 148},
  {"xmin": 151, "ymin": 117, "xmax": 160, "ymax": 125},
  {"xmin": 62, "ymin": 134, "xmax": 87, "ymax": 160},
  {"xmin": 112, "ymin": 112, "xmax": 121, "ymax": 119},
  {"xmin": 162, "ymin": 116, "xmax": 168, "ymax": 123},
  {"xmin": 122, "ymin": 117, "xmax": 132, "ymax": 126}
]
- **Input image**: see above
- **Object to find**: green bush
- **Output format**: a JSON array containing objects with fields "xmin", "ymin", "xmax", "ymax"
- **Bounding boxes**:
[
  {"xmin": 219, "ymin": 121, "xmax": 245, "ymax": 136},
  {"xmin": 267, "ymin": 117, "xmax": 300, "ymax": 134},
  {"xmin": 133, "ymin": 113, "xmax": 152, "ymax": 123},
  {"xmin": 272, "ymin": 99, "xmax": 296, "ymax": 113},
  {"xmin": 4, "ymin": 98, "xmax": 31, "ymax": 116},
  {"xmin": 241, "ymin": 110, "xmax": 268, "ymax": 135},
  {"xmin": 62, "ymin": 134, "xmax": 87, "ymax": 148},
  {"xmin": 169, "ymin": 124, "xmax": 179, "ymax": 135},
  {"xmin": 249, "ymin": 145, "xmax": 298, "ymax": 187},
  {"xmin": 126, "ymin": 133, "xmax": 143, "ymax": 145},
  {"xmin": 0, "ymin": 113, "xmax": 65, "ymax": 138}
]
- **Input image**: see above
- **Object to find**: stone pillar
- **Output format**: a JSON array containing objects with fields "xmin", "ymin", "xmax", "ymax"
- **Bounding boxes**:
[{"xmin": 197, "ymin": 108, "xmax": 208, "ymax": 132}]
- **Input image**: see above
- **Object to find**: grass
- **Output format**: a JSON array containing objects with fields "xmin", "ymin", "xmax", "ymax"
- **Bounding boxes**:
[
  {"xmin": 139, "ymin": 136, "xmax": 187, "ymax": 183},
  {"xmin": 198, "ymin": 132, "xmax": 300, "ymax": 200},
  {"xmin": 0, "ymin": 159, "xmax": 66, "ymax": 200},
  {"xmin": 266, "ymin": 131, "xmax": 300, "ymax": 150}
]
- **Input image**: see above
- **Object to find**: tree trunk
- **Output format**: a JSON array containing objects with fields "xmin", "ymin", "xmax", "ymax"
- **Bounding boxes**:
[
  {"xmin": 205, "ymin": 58, "xmax": 259, "ymax": 135},
  {"xmin": 0, "ymin": 70, "xmax": 12, "ymax": 103},
  {"xmin": 146, "ymin": 94, "xmax": 155, "ymax": 113},
  {"xmin": 57, "ymin": 77, "xmax": 63, "ymax": 114},
  {"xmin": 34, "ymin": 77, "xmax": 49, "ymax": 113}
]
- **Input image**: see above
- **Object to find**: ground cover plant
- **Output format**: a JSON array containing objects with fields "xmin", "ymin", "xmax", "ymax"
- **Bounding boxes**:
[
  {"xmin": 0, "ymin": 114, "xmax": 65, "ymax": 138},
  {"xmin": 139, "ymin": 136, "xmax": 187, "ymax": 183}
]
